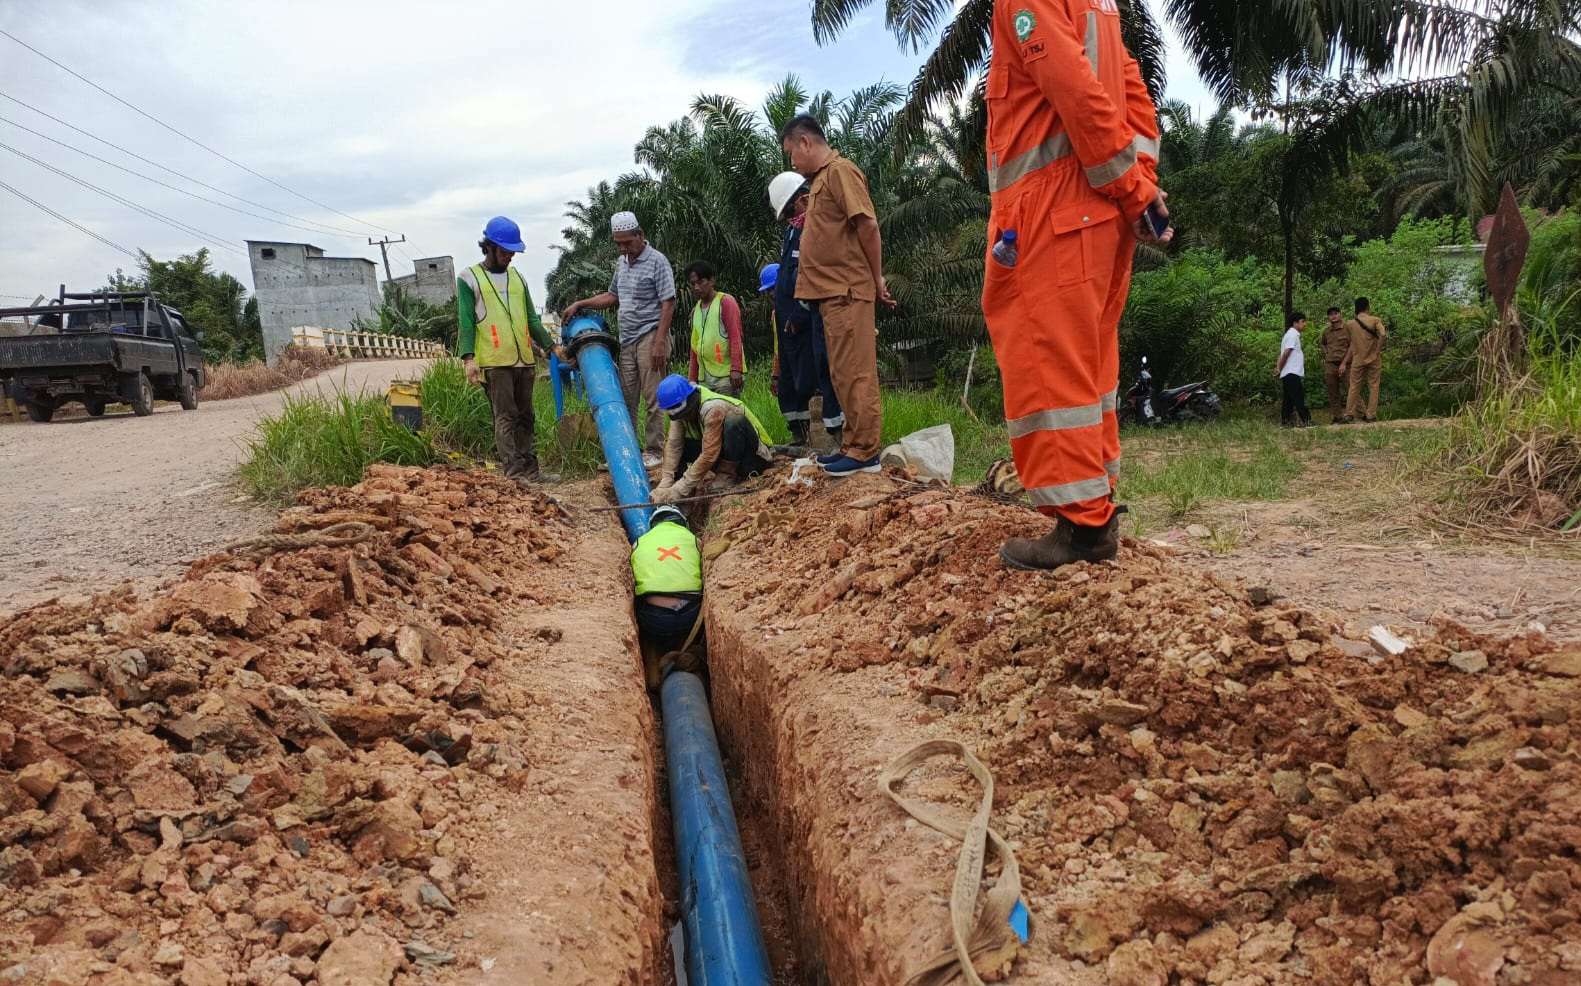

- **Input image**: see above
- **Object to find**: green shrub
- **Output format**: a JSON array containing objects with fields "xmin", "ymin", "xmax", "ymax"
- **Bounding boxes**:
[
  {"xmin": 239, "ymin": 390, "xmax": 437, "ymax": 501},
  {"xmin": 419, "ymin": 357, "xmax": 605, "ymax": 478},
  {"xmin": 419, "ymin": 358, "xmax": 495, "ymax": 458}
]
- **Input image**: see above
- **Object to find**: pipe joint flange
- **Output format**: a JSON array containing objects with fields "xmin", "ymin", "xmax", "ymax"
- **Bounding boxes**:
[{"xmin": 563, "ymin": 330, "xmax": 620, "ymax": 361}]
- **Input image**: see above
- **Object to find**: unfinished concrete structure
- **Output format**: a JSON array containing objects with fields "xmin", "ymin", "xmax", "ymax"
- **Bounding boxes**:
[
  {"xmin": 247, "ymin": 240, "xmax": 382, "ymax": 361},
  {"xmin": 389, "ymin": 256, "xmax": 457, "ymax": 306}
]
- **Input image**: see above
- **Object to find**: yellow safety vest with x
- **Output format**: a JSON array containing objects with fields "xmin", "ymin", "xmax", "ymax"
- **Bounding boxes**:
[{"xmin": 631, "ymin": 521, "xmax": 702, "ymax": 596}]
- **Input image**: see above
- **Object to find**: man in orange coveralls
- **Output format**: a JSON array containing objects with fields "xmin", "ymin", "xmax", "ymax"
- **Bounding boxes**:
[{"xmin": 984, "ymin": 0, "xmax": 1173, "ymax": 571}]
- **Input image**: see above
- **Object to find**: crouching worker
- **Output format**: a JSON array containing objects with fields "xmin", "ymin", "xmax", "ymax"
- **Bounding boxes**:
[
  {"xmin": 632, "ymin": 505, "xmax": 703, "ymax": 687},
  {"xmin": 651, "ymin": 374, "xmax": 772, "ymax": 504},
  {"xmin": 632, "ymin": 505, "xmax": 702, "ymax": 651}
]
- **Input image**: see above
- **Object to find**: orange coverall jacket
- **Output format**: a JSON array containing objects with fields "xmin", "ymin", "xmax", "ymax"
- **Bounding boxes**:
[{"xmin": 982, "ymin": 0, "xmax": 1160, "ymax": 527}]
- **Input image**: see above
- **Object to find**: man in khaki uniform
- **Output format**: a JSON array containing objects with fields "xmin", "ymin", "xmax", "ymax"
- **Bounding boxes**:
[
  {"xmin": 780, "ymin": 113, "xmax": 894, "ymax": 477},
  {"xmin": 1340, "ymin": 296, "xmax": 1387, "ymax": 422},
  {"xmin": 1320, "ymin": 307, "xmax": 1351, "ymax": 422}
]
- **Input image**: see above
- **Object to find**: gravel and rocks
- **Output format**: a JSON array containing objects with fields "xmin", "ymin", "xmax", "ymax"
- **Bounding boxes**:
[
  {"xmin": 0, "ymin": 465, "xmax": 661, "ymax": 985},
  {"xmin": 704, "ymin": 473, "xmax": 1581, "ymax": 985}
]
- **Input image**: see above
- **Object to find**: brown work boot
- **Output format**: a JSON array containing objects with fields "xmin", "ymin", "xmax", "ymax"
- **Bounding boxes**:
[{"xmin": 1000, "ymin": 515, "xmax": 1119, "ymax": 571}]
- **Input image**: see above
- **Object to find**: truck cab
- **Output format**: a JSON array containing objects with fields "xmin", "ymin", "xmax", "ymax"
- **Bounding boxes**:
[{"xmin": 0, "ymin": 290, "xmax": 206, "ymax": 421}]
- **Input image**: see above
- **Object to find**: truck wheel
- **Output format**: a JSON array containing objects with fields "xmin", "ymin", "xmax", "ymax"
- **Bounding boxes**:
[
  {"xmin": 128, "ymin": 372, "xmax": 155, "ymax": 416},
  {"xmin": 25, "ymin": 401, "xmax": 54, "ymax": 423},
  {"xmin": 84, "ymin": 399, "xmax": 107, "ymax": 417},
  {"xmin": 178, "ymin": 370, "xmax": 200, "ymax": 410}
]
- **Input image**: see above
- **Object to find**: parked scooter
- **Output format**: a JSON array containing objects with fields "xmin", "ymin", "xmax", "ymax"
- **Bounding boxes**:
[{"xmin": 1121, "ymin": 356, "xmax": 1222, "ymax": 426}]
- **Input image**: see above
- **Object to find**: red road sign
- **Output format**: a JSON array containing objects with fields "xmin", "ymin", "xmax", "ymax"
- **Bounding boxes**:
[{"xmin": 1484, "ymin": 182, "xmax": 1530, "ymax": 318}]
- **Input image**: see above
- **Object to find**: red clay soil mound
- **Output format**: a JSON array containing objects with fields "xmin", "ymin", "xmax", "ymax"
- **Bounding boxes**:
[
  {"xmin": 709, "ymin": 474, "xmax": 1581, "ymax": 985},
  {"xmin": 0, "ymin": 466, "xmax": 637, "ymax": 985}
]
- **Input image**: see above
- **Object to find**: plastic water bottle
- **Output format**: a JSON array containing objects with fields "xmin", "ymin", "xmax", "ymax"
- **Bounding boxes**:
[{"xmin": 991, "ymin": 229, "xmax": 1018, "ymax": 268}]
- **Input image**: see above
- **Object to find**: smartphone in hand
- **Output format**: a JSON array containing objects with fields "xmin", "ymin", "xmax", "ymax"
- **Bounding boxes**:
[{"xmin": 1145, "ymin": 202, "xmax": 1171, "ymax": 240}]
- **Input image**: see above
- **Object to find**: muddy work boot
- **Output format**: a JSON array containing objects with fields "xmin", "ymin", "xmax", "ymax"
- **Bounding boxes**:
[{"xmin": 1000, "ymin": 515, "xmax": 1120, "ymax": 571}]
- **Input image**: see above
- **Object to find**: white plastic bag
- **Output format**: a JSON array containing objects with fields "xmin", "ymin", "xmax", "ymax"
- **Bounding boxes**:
[{"xmin": 880, "ymin": 424, "xmax": 955, "ymax": 482}]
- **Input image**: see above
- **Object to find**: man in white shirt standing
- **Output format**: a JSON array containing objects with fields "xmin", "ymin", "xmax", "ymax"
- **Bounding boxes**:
[
  {"xmin": 1277, "ymin": 313, "xmax": 1312, "ymax": 428},
  {"xmin": 561, "ymin": 212, "xmax": 678, "ymax": 465}
]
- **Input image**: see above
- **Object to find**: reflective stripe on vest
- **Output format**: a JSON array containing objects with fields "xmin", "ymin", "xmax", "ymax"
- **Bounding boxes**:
[
  {"xmin": 688, "ymin": 385, "xmax": 772, "ymax": 447},
  {"xmin": 631, "ymin": 521, "xmax": 702, "ymax": 596},
  {"xmin": 471, "ymin": 264, "xmax": 533, "ymax": 368},
  {"xmin": 690, "ymin": 292, "xmax": 733, "ymax": 379}
]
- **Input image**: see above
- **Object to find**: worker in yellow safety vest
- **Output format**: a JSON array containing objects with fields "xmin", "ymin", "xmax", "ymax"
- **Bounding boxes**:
[
  {"xmin": 651, "ymin": 375, "xmax": 772, "ymax": 504},
  {"xmin": 458, "ymin": 216, "xmax": 563, "ymax": 484},
  {"xmin": 631, "ymin": 505, "xmax": 703, "ymax": 653},
  {"xmin": 684, "ymin": 261, "xmax": 745, "ymax": 396}
]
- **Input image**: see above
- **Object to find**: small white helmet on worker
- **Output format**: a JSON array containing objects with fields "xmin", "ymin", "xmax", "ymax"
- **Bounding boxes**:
[{"xmin": 768, "ymin": 171, "xmax": 808, "ymax": 220}]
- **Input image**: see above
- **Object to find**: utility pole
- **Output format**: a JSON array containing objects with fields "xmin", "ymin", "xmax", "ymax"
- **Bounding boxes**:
[{"xmin": 368, "ymin": 235, "xmax": 406, "ymax": 285}]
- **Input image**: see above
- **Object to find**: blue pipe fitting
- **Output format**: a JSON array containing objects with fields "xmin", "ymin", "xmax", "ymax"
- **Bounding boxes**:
[
  {"xmin": 561, "ymin": 313, "xmax": 653, "ymax": 542},
  {"xmin": 661, "ymin": 671, "xmax": 773, "ymax": 985}
]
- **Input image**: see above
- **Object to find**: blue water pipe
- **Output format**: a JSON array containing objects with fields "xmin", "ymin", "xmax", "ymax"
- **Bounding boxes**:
[
  {"xmin": 561, "ymin": 312, "xmax": 771, "ymax": 984},
  {"xmin": 560, "ymin": 314, "xmax": 652, "ymax": 541},
  {"xmin": 662, "ymin": 672, "xmax": 773, "ymax": 985},
  {"xmin": 548, "ymin": 352, "xmax": 584, "ymax": 421}
]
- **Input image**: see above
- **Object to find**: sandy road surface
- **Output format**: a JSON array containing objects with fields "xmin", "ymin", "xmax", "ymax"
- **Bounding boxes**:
[{"xmin": 0, "ymin": 360, "xmax": 428, "ymax": 612}]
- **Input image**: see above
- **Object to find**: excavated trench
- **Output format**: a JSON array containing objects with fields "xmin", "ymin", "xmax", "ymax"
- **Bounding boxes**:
[
  {"xmin": 5, "ymin": 459, "xmax": 1577, "ymax": 986},
  {"xmin": 694, "ymin": 471, "xmax": 1581, "ymax": 986}
]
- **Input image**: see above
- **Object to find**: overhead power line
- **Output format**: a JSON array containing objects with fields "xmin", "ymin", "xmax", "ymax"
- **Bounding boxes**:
[
  {"xmin": 0, "ymin": 179, "xmax": 139, "ymax": 259},
  {"xmin": 0, "ymin": 28, "xmax": 400, "ymax": 236},
  {"xmin": 0, "ymin": 115, "xmax": 367, "ymax": 243},
  {"xmin": 1, "ymin": 141, "xmax": 245, "ymax": 256},
  {"xmin": 0, "ymin": 91, "xmax": 370, "ymax": 239}
]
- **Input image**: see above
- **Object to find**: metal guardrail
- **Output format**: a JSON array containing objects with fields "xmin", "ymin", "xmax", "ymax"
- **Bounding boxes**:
[{"xmin": 290, "ymin": 326, "xmax": 446, "ymax": 360}]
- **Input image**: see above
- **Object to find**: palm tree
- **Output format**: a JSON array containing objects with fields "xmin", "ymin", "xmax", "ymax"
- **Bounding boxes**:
[
  {"xmin": 545, "ymin": 75, "xmax": 1002, "ymax": 370},
  {"xmin": 812, "ymin": 1, "xmax": 1581, "ymax": 221}
]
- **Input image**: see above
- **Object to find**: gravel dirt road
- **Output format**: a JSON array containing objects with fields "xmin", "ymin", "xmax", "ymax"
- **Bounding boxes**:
[{"xmin": 0, "ymin": 360, "xmax": 427, "ymax": 613}]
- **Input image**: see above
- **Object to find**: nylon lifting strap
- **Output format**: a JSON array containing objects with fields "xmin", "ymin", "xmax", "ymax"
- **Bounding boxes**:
[{"xmin": 879, "ymin": 740, "xmax": 1023, "ymax": 986}]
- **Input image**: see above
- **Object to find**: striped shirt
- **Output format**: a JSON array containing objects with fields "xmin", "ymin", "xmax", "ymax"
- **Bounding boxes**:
[{"xmin": 608, "ymin": 244, "xmax": 677, "ymax": 344}]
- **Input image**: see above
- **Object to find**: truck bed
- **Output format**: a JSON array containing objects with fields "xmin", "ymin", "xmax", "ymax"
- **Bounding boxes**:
[{"xmin": 0, "ymin": 331, "xmax": 179, "ymax": 375}]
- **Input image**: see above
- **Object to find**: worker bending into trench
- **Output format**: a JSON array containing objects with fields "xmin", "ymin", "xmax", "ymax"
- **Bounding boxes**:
[
  {"xmin": 631, "ymin": 505, "xmax": 704, "ymax": 658},
  {"xmin": 650, "ymin": 375, "xmax": 773, "ymax": 505}
]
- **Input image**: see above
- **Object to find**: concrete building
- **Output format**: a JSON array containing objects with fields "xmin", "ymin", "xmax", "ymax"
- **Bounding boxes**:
[
  {"xmin": 247, "ymin": 240, "xmax": 382, "ymax": 361},
  {"xmin": 389, "ymin": 256, "xmax": 457, "ymax": 307}
]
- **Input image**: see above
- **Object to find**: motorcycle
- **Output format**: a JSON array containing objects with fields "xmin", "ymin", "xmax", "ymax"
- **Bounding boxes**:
[{"xmin": 1121, "ymin": 356, "xmax": 1222, "ymax": 426}]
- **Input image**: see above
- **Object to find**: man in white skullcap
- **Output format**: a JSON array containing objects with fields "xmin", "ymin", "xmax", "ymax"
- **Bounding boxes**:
[{"xmin": 563, "ymin": 211, "xmax": 677, "ymax": 461}]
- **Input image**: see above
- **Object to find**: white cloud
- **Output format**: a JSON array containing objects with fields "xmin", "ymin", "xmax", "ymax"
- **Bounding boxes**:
[
  {"xmin": 0, "ymin": 0, "xmax": 779, "ymax": 304},
  {"xmin": 1, "ymin": 0, "xmax": 1213, "ymax": 311}
]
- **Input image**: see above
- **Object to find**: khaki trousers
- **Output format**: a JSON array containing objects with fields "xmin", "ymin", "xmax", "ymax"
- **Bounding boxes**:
[
  {"xmin": 619, "ymin": 330, "xmax": 668, "ymax": 454},
  {"xmin": 1322, "ymin": 361, "xmax": 1348, "ymax": 418},
  {"xmin": 817, "ymin": 295, "xmax": 883, "ymax": 460},
  {"xmin": 1346, "ymin": 360, "xmax": 1382, "ymax": 420}
]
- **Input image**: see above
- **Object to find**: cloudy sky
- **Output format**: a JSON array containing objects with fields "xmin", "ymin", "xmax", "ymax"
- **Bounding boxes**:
[{"xmin": 0, "ymin": 0, "xmax": 1213, "ymax": 308}]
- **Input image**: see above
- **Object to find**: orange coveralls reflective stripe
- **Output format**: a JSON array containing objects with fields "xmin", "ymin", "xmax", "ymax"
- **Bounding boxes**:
[{"xmin": 982, "ymin": 0, "xmax": 1160, "ymax": 527}]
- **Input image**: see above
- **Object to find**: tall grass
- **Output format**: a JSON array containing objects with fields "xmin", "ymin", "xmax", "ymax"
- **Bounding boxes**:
[
  {"xmin": 419, "ymin": 357, "xmax": 604, "ymax": 477},
  {"xmin": 201, "ymin": 346, "xmax": 342, "ymax": 401},
  {"xmin": 239, "ymin": 390, "xmax": 436, "ymax": 501},
  {"xmin": 1443, "ymin": 319, "xmax": 1581, "ymax": 530}
]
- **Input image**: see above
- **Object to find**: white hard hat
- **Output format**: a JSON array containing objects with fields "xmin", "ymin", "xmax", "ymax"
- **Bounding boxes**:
[
  {"xmin": 768, "ymin": 172, "xmax": 808, "ymax": 220},
  {"xmin": 611, "ymin": 211, "xmax": 640, "ymax": 234}
]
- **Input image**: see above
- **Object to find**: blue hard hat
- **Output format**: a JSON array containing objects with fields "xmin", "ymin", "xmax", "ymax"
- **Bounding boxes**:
[
  {"xmin": 758, "ymin": 263, "xmax": 780, "ymax": 293},
  {"xmin": 482, "ymin": 216, "xmax": 526, "ymax": 253},
  {"xmin": 656, "ymin": 374, "xmax": 697, "ymax": 413}
]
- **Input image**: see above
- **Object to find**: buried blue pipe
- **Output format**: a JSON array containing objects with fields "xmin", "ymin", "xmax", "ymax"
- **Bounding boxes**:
[
  {"xmin": 560, "ymin": 314, "xmax": 653, "ymax": 541},
  {"xmin": 562, "ymin": 312, "xmax": 771, "ymax": 983},
  {"xmin": 662, "ymin": 671, "xmax": 773, "ymax": 986}
]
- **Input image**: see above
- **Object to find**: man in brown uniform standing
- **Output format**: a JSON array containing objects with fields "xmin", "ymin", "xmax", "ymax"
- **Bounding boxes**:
[
  {"xmin": 1320, "ymin": 306, "xmax": 1351, "ymax": 422},
  {"xmin": 1340, "ymin": 296, "xmax": 1387, "ymax": 422},
  {"xmin": 781, "ymin": 113, "xmax": 893, "ymax": 477}
]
